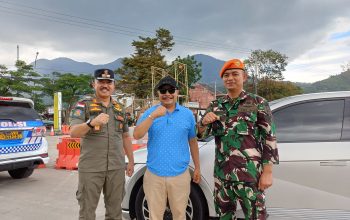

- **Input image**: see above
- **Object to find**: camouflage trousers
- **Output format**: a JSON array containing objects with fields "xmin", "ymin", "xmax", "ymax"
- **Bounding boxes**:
[{"xmin": 214, "ymin": 177, "xmax": 267, "ymax": 220}]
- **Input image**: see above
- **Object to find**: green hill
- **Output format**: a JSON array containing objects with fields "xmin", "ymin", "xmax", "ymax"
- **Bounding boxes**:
[{"xmin": 296, "ymin": 70, "xmax": 350, "ymax": 93}]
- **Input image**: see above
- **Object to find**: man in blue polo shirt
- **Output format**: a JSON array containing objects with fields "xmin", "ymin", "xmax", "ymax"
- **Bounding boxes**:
[{"xmin": 134, "ymin": 75, "xmax": 201, "ymax": 220}]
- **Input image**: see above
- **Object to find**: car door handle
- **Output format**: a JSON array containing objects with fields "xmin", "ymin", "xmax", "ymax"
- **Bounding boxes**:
[{"xmin": 320, "ymin": 161, "xmax": 347, "ymax": 166}]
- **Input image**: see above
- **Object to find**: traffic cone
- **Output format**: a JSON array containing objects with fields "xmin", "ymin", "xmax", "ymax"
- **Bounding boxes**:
[{"xmin": 50, "ymin": 126, "xmax": 54, "ymax": 136}]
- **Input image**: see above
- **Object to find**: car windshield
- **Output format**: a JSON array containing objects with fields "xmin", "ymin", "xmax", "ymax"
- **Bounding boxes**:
[{"xmin": 0, "ymin": 101, "xmax": 41, "ymax": 121}]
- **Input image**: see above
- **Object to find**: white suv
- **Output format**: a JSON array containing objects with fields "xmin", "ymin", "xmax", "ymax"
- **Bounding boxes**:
[
  {"xmin": 0, "ymin": 96, "xmax": 49, "ymax": 179},
  {"xmin": 122, "ymin": 91, "xmax": 350, "ymax": 219}
]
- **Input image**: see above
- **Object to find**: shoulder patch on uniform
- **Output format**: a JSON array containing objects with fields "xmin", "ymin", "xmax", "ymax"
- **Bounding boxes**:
[
  {"xmin": 73, "ymin": 109, "xmax": 83, "ymax": 117},
  {"xmin": 79, "ymin": 95, "xmax": 93, "ymax": 102}
]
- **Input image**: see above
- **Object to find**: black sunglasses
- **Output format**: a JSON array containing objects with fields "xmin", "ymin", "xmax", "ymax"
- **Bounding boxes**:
[{"xmin": 159, "ymin": 88, "xmax": 176, "ymax": 94}]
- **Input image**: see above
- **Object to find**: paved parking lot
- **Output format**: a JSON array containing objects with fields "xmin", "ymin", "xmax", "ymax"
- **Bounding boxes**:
[
  {"xmin": 2, "ymin": 135, "xmax": 347, "ymax": 220},
  {"xmin": 0, "ymin": 135, "xmax": 106, "ymax": 220}
]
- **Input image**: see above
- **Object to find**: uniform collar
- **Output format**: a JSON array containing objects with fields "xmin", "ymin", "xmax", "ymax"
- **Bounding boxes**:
[
  {"xmin": 220, "ymin": 90, "xmax": 247, "ymax": 104},
  {"xmin": 92, "ymin": 95, "xmax": 114, "ymax": 108}
]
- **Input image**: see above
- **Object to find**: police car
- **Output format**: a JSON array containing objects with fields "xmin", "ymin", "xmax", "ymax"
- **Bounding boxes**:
[{"xmin": 0, "ymin": 96, "xmax": 49, "ymax": 179}]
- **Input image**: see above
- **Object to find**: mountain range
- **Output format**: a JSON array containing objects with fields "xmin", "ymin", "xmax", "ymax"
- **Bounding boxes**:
[
  {"xmin": 33, "ymin": 57, "xmax": 123, "ymax": 75},
  {"xmin": 32, "ymin": 54, "xmax": 350, "ymax": 93}
]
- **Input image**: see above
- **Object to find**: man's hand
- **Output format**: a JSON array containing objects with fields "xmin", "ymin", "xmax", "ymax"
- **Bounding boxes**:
[
  {"xmin": 192, "ymin": 168, "xmax": 201, "ymax": 184},
  {"xmin": 151, "ymin": 105, "xmax": 167, "ymax": 118},
  {"xmin": 258, "ymin": 170, "xmax": 273, "ymax": 191},
  {"xmin": 201, "ymin": 112, "xmax": 219, "ymax": 125},
  {"xmin": 125, "ymin": 162, "xmax": 134, "ymax": 177},
  {"xmin": 91, "ymin": 113, "xmax": 109, "ymax": 126}
]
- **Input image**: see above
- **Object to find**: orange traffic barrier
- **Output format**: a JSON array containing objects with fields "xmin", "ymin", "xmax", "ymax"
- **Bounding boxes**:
[
  {"xmin": 130, "ymin": 137, "xmax": 148, "ymax": 151},
  {"xmin": 55, "ymin": 137, "xmax": 80, "ymax": 170},
  {"xmin": 55, "ymin": 135, "xmax": 147, "ymax": 170}
]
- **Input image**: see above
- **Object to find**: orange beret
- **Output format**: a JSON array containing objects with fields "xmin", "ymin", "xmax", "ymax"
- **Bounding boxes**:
[{"xmin": 219, "ymin": 59, "xmax": 245, "ymax": 78}]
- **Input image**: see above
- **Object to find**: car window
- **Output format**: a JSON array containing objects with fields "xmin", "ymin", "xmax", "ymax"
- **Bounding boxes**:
[
  {"xmin": 273, "ymin": 99, "xmax": 344, "ymax": 142},
  {"xmin": 0, "ymin": 101, "xmax": 41, "ymax": 121}
]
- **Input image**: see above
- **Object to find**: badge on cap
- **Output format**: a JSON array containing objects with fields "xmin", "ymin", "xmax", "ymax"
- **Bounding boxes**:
[
  {"xmin": 234, "ymin": 60, "xmax": 242, "ymax": 67},
  {"xmin": 101, "ymin": 70, "xmax": 110, "ymax": 79}
]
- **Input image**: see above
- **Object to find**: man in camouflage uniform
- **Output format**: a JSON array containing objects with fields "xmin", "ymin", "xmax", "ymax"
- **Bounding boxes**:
[
  {"xmin": 125, "ymin": 112, "xmax": 135, "ymax": 127},
  {"xmin": 70, "ymin": 69, "xmax": 134, "ymax": 220},
  {"xmin": 197, "ymin": 59, "xmax": 279, "ymax": 220}
]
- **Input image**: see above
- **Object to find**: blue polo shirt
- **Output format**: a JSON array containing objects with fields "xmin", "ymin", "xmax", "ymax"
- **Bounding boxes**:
[{"xmin": 137, "ymin": 103, "xmax": 196, "ymax": 177}]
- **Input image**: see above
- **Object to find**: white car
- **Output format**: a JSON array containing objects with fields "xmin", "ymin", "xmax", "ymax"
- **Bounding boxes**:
[
  {"xmin": 0, "ymin": 97, "xmax": 49, "ymax": 179},
  {"xmin": 122, "ymin": 91, "xmax": 350, "ymax": 219}
]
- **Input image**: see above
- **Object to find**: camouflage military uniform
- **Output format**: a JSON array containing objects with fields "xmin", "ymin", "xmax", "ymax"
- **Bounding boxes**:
[
  {"xmin": 200, "ymin": 91, "xmax": 279, "ymax": 220},
  {"xmin": 70, "ymin": 95, "xmax": 128, "ymax": 220}
]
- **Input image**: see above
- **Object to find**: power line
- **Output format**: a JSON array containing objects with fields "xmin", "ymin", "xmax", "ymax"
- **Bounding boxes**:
[
  {"xmin": 0, "ymin": 0, "xmax": 252, "ymax": 52},
  {"xmin": 0, "ymin": 1, "xmax": 252, "ymax": 54},
  {"xmin": 0, "ymin": 7, "xmax": 139, "ymax": 37}
]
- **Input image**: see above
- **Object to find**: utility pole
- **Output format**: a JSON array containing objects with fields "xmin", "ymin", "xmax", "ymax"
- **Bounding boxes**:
[
  {"xmin": 214, "ymin": 80, "xmax": 217, "ymax": 98},
  {"xmin": 253, "ymin": 63, "xmax": 259, "ymax": 95},
  {"xmin": 17, "ymin": 45, "xmax": 19, "ymax": 61},
  {"xmin": 34, "ymin": 52, "xmax": 39, "ymax": 68},
  {"xmin": 174, "ymin": 61, "xmax": 188, "ymax": 103}
]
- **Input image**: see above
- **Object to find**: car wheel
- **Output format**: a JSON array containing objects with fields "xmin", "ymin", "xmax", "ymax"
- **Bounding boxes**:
[
  {"xmin": 8, "ymin": 167, "xmax": 34, "ymax": 179},
  {"xmin": 135, "ymin": 183, "xmax": 208, "ymax": 220}
]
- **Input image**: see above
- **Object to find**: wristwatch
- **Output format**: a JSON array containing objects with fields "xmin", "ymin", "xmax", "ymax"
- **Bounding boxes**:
[{"xmin": 86, "ymin": 119, "xmax": 94, "ymax": 128}]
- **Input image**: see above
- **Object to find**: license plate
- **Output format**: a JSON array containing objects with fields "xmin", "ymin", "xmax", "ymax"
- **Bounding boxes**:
[{"xmin": 0, "ymin": 131, "xmax": 23, "ymax": 140}]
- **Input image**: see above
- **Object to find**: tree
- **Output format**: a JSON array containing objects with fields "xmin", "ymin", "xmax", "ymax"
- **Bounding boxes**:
[
  {"xmin": 341, "ymin": 61, "xmax": 350, "ymax": 72},
  {"xmin": 244, "ymin": 49, "xmax": 288, "ymax": 95},
  {"xmin": 253, "ymin": 79, "xmax": 303, "ymax": 101},
  {"xmin": 116, "ymin": 28, "xmax": 175, "ymax": 98},
  {"xmin": 41, "ymin": 72, "xmax": 93, "ymax": 123},
  {"xmin": 0, "ymin": 60, "xmax": 45, "ymax": 112},
  {"xmin": 0, "ymin": 64, "xmax": 10, "ymax": 96}
]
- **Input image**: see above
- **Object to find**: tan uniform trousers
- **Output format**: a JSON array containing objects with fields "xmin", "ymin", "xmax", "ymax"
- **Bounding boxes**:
[
  {"xmin": 76, "ymin": 169, "xmax": 125, "ymax": 220},
  {"xmin": 143, "ymin": 169, "xmax": 191, "ymax": 220}
]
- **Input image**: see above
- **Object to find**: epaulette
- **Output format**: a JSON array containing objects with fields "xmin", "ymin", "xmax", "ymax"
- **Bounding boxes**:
[{"xmin": 80, "ymin": 94, "xmax": 94, "ymax": 102}]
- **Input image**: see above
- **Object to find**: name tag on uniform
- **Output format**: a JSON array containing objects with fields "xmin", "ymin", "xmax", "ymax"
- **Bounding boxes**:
[{"xmin": 238, "ymin": 101, "xmax": 257, "ymax": 112}]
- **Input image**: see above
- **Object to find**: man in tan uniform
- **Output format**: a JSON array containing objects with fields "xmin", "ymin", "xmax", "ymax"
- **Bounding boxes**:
[{"xmin": 70, "ymin": 69, "xmax": 134, "ymax": 220}]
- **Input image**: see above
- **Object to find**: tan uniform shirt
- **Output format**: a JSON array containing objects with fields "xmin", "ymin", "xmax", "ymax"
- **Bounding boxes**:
[{"xmin": 70, "ymin": 96, "xmax": 128, "ymax": 172}]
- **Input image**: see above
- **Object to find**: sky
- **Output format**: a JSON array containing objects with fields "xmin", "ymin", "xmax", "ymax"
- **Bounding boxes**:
[{"xmin": 0, "ymin": 0, "xmax": 350, "ymax": 83}]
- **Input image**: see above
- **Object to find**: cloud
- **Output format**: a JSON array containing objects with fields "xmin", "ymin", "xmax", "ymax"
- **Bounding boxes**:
[
  {"xmin": 1, "ymin": 0, "xmax": 350, "ymax": 82},
  {"xmin": 285, "ymin": 16, "xmax": 350, "ymax": 82}
]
